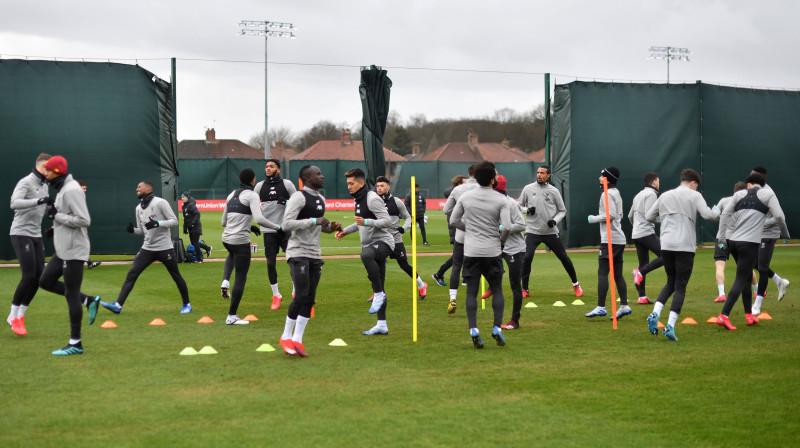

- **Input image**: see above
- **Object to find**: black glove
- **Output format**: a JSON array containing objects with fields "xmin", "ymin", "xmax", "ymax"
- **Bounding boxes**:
[
  {"xmin": 144, "ymin": 219, "xmax": 160, "ymax": 230},
  {"xmin": 45, "ymin": 227, "xmax": 54, "ymax": 239},
  {"xmin": 397, "ymin": 226, "xmax": 405, "ymax": 234},
  {"xmin": 45, "ymin": 205, "xmax": 58, "ymax": 219},
  {"xmin": 126, "ymin": 222, "xmax": 135, "ymax": 233},
  {"xmin": 526, "ymin": 207, "xmax": 536, "ymax": 216},
  {"xmin": 183, "ymin": 227, "xmax": 188, "ymax": 235},
  {"xmin": 250, "ymin": 225, "xmax": 261, "ymax": 236},
  {"xmin": 37, "ymin": 197, "xmax": 54, "ymax": 206},
  {"xmin": 547, "ymin": 219, "xmax": 557, "ymax": 228},
  {"xmin": 718, "ymin": 241, "xmax": 726, "ymax": 250}
]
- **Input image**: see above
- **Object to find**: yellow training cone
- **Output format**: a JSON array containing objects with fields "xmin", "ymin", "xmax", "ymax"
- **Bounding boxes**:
[
  {"xmin": 198, "ymin": 346, "xmax": 218, "ymax": 354},
  {"xmin": 572, "ymin": 299, "xmax": 585, "ymax": 306},
  {"xmin": 256, "ymin": 343, "xmax": 275, "ymax": 352},
  {"xmin": 553, "ymin": 301, "xmax": 567, "ymax": 307},
  {"xmin": 243, "ymin": 314, "xmax": 259, "ymax": 321},
  {"xmin": 100, "ymin": 320, "xmax": 117, "ymax": 328},
  {"xmin": 179, "ymin": 347, "xmax": 198, "ymax": 356},
  {"xmin": 329, "ymin": 338, "xmax": 348, "ymax": 346},
  {"xmin": 197, "ymin": 316, "xmax": 214, "ymax": 324},
  {"xmin": 149, "ymin": 318, "xmax": 166, "ymax": 326},
  {"xmin": 524, "ymin": 302, "xmax": 538, "ymax": 308},
  {"xmin": 681, "ymin": 317, "xmax": 698, "ymax": 324}
]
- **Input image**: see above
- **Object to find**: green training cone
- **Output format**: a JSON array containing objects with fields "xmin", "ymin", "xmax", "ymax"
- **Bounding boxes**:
[
  {"xmin": 198, "ymin": 346, "xmax": 218, "ymax": 355},
  {"xmin": 553, "ymin": 301, "xmax": 567, "ymax": 307},
  {"xmin": 256, "ymin": 343, "xmax": 276, "ymax": 352},
  {"xmin": 329, "ymin": 338, "xmax": 348, "ymax": 346},
  {"xmin": 524, "ymin": 302, "xmax": 538, "ymax": 308},
  {"xmin": 179, "ymin": 347, "xmax": 198, "ymax": 356},
  {"xmin": 572, "ymin": 299, "xmax": 585, "ymax": 305}
]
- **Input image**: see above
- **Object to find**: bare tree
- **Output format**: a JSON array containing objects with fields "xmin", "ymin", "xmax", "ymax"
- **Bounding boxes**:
[{"xmin": 248, "ymin": 126, "xmax": 295, "ymax": 150}]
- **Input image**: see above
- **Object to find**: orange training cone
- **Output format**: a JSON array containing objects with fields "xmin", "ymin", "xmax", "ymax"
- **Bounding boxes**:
[
  {"xmin": 757, "ymin": 312, "xmax": 772, "ymax": 320},
  {"xmin": 681, "ymin": 317, "xmax": 698, "ymax": 324},
  {"xmin": 243, "ymin": 314, "xmax": 259, "ymax": 321},
  {"xmin": 149, "ymin": 318, "xmax": 166, "ymax": 326},
  {"xmin": 310, "ymin": 306, "xmax": 315, "ymax": 318},
  {"xmin": 706, "ymin": 316, "xmax": 718, "ymax": 324},
  {"xmin": 101, "ymin": 320, "xmax": 117, "ymax": 328},
  {"xmin": 197, "ymin": 316, "xmax": 214, "ymax": 324},
  {"xmin": 657, "ymin": 321, "xmax": 665, "ymax": 328}
]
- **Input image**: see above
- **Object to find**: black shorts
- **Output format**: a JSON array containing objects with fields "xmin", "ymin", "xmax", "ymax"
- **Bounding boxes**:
[
  {"xmin": 462, "ymin": 256, "xmax": 505, "ymax": 280},
  {"xmin": 264, "ymin": 230, "xmax": 291, "ymax": 258},
  {"xmin": 389, "ymin": 242, "xmax": 408, "ymax": 260},
  {"xmin": 714, "ymin": 238, "xmax": 731, "ymax": 261},
  {"xmin": 757, "ymin": 238, "xmax": 776, "ymax": 271},
  {"xmin": 599, "ymin": 243, "xmax": 625, "ymax": 262}
]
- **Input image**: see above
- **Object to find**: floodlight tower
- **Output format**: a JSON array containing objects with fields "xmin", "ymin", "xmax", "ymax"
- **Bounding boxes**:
[
  {"xmin": 239, "ymin": 20, "xmax": 297, "ymax": 159},
  {"xmin": 648, "ymin": 46, "xmax": 691, "ymax": 83}
]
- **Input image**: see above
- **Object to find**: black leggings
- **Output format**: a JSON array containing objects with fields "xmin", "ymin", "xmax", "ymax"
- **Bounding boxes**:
[
  {"xmin": 189, "ymin": 230, "xmax": 210, "ymax": 261},
  {"xmin": 756, "ymin": 238, "xmax": 776, "ymax": 297},
  {"xmin": 598, "ymin": 244, "xmax": 628, "ymax": 307},
  {"xmin": 39, "ymin": 256, "xmax": 92, "ymax": 340},
  {"xmin": 287, "ymin": 257, "xmax": 323, "ymax": 319},
  {"xmin": 264, "ymin": 231, "xmax": 290, "ymax": 285},
  {"xmin": 522, "ymin": 233, "xmax": 578, "ymax": 290},
  {"xmin": 224, "ymin": 242, "xmax": 252, "ymax": 315},
  {"xmin": 503, "ymin": 251, "xmax": 525, "ymax": 322},
  {"xmin": 436, "ymin": 255, "xmax": 453, "ymax": 278},
  {"xmin": 390, "ymin": 242, "xmax": 419, "ymax": 281},
  {"xmin": 117, "ymin": 249, "xmax": 189, "ymax": 306},
  {"xmin": 448, "ymin": 242, "xmax": 465, "ymax": 290},
  {"xmin": 416, "ymin": 216, "xmax": 428, "ymax": 243},
  {"xmin": 721, "ymin": 240, "xmax": 759, "ymax": 316},
  {"xmin": 655, "ymin": 251, "xmax": 695, "ymax": 314},
  {"xmin": 10, "ymin": 235, "xmax": 45, "ymax": 307},
  {"xmin": 633, "ymin": 234, "xmax": 664, "ymax": 295},
  {"xmin": 463, "ymin": 256, "xmax": 505, "ymax": 329}
]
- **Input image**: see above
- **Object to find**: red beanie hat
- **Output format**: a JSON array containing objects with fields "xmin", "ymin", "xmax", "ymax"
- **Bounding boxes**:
[
  {"xmin": 44, "ymin": 155, "xmax": 68, "ymax": 175},
  {"xmin": 494, "ymin": 174, "xmax": 507, "ymax": 193}
]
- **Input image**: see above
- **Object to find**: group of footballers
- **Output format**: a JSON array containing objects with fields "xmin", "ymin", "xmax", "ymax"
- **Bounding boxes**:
[{"xmin": 7, "ymin": 154, "xmax": 791, "ymax": 355}]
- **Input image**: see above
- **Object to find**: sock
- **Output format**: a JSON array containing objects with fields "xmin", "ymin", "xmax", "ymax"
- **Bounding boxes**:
[
  {"xmin": 68, "ymin": 338, "xmax": 81, "ymax": 345},
  {"xmin": 754, "ymin": 295, "xmax": 764, "ymax": 311},
  {"xmin": 753, "ymin": 285, "xmax": 758, "ymax": 296},
  {"xmin": 115, "ymin": 302, "xmax": 122, "ymax": 308},
  {"xmin": 221, "ymin": 280, "xmax": 230, "ymax": 289},
  {"xmin": 281, "ymin": 317, "xmax": 295, "ymax": 340},
  {"xmin": 376, "ymin": 319, "xmax": 388, "ymax": 329},
  {"xmin": 270, "ymin": 283, "xmax": 281, "ymax": 297},
  {"xmin": 653, "ymin": 301, "xmax": 664, "ymax": 316},
  {"xmin": 416, "ymin": 276, "xmax": 424, "ymax": 288},
  {"xmin": 374, "ymin": 291, "xmax": 386, "ymax": 302},
  {"xmin": 772, "ymin": 274, "xmax": 783, "ymax": 285},
  {"xmin": 470, "ymin": 327, "xmax": 479, "ymax": 336},
  {"xmin": 718, "ymin": 284, "xmax": 725, "ymax": 296},
  {"xmin": 18, "ymin": 305, "xmax": 28, "ymax": 317},
  {"xmin": 668, "ymin": 311, "xmax": 679, "ymax": 327},
  {"xmin": 9, "ymin": 304, "xmax": 19, "ymax": 320},
  {"xmin": 449, "ymin": 289, "xmax": 457, "ymax": 301},
  {"xmin": 573, "ymin": 281, "xmax": 580, "ymax": 286},
  {"xmin": 292, "ymin": 316, "xmax": 310, "ymax": 343}
]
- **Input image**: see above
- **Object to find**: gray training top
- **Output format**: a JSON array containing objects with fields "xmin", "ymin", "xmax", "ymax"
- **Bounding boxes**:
[
  {"xmin": 443, "ymin": 178, "xmax": 479, "ymax": 244},
  {"xmin": 254, "ymin": 178, "xmax": 297, "ymax": 234},
  {"xmin": 342, "ymin": 190, "xmax": 395, "ymax": 250},
  {"xmin": 10, "ymin": 171, "xmax": 50, "ymax": 238},
  {"xmin": 761, "ymin": 184, "xmax": 788, "ymax": 240},
  {"xmin": 222, "ymin": 188, "xmax": 280, "ymax": 245},
  {"xmin": 714, "ymin": 195, "xmax": 734, "ymax": 240},
  {"xmin": 133, "ymin": 196, "xmax": 179, "ymax": 252},
  {"xmin": 517, "ymin": 181, "xmax": 567, "ymax": 236},
  {"xmin": 628, "ymin": 186, "xmax": 658, "ymax": 239},
  {"xmin": 52, "ymin": 174, "xmax": 92, "ymax": 261},
  {"xmin": 501, "ymin": 194, "xmax": 527, "ymax": 256},
  {"xmin": 281, "ymin": 187, "xmax": 335, "ymax": 259},
  {"xmin": 721, "ymin": 187, "xmax": 788, "ymax": 244},
  {"xmin": 589, "ymin": 187, "xmax": 626, "ymax": 245},
  {"xmin": 645, "ymin": 184, "xmax": 720, "ymax": 253},
  {"xmin": 449, "ymin": 186, "xmax": 511, "ymax": 258}
]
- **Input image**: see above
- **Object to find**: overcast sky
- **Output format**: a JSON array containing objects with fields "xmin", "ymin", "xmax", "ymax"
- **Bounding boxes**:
[{"xmin": 2, "ymin": 0, "xmax": 798, "ymax": 144}]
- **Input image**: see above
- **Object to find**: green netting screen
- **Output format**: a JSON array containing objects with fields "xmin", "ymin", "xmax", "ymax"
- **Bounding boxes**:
[
  {"xmin": 0, "ymin": 60, "xmax": 176, "ymax": 258},
  {"xmin": 553, "ymin": 81, "xmax": 799, "ymax": 247}
]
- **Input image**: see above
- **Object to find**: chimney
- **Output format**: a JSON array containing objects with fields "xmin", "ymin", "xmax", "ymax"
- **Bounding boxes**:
[
  {"xmin": 205, "ymin": 128, "xmax": 216, "ymax": 143},
  {"xmin": 412, "ymin": 143, "xmax": 421, "ymax": 154},
  {"xmin": 467, "ymin": 129, "xmax": 479, "ymax": 154},
  {"xmin": 342, "ymin": 128, "xmax": 352, "ymax": 145},
  {"xmin": 274, "ymin": 140, "xmax": 286, "ymax": 151}
]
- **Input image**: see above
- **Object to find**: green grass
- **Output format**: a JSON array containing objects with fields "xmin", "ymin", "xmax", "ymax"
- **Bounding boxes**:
[{"xmin": 1, "ymin": 212, "xmax": 799, "ymax": 447}]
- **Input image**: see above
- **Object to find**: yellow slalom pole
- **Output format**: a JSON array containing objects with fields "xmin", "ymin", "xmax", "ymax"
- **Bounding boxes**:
[
  {"xmin": 481, "ymin": 276, "xmax": 486, "ymax": 310},
  {"xmin": 411, "ymin": 176, "xmax": 418, "ymax": 342},
  {"xmin": 601, "ymin": 177, "xmax": 618, "ymax": 330}
]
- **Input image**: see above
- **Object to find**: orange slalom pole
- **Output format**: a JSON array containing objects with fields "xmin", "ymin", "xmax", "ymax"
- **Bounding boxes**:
[
  {"xmin": 602, "ymin": 177, "xmax": 618, "ymax": 330},
  {"xmin": 411, "ymin": 176, "xmax": 418, "ymax": 342}
]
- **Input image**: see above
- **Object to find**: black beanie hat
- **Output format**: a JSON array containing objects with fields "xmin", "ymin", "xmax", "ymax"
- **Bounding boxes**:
[{"xmin": 601, "ymin": 167, "xmax": 620, "ymax": 182}]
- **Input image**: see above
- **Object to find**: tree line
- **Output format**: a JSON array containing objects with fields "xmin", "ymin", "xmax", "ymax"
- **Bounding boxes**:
[{"xmin": 248, "ymin": 105, "xmax": 548, "ymax": 156}]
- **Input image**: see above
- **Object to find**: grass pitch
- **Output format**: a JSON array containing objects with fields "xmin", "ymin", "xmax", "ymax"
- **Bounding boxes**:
[{"xmin": 1, "ymin": 212, "xmax": 799, "ymax": 447}]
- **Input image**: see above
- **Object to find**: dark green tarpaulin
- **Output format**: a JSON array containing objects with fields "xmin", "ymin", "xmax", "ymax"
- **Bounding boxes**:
[
  {"xmin": 552, "ymin": 81, "xmax": 799, "ymax": 247},
  {"xmin": 0, "ymin": 60, "xmax": 177, "ymax": 258},
  {"xmin": 359, "ymin": 66, "xmax": 391, "ymax": 187}
]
